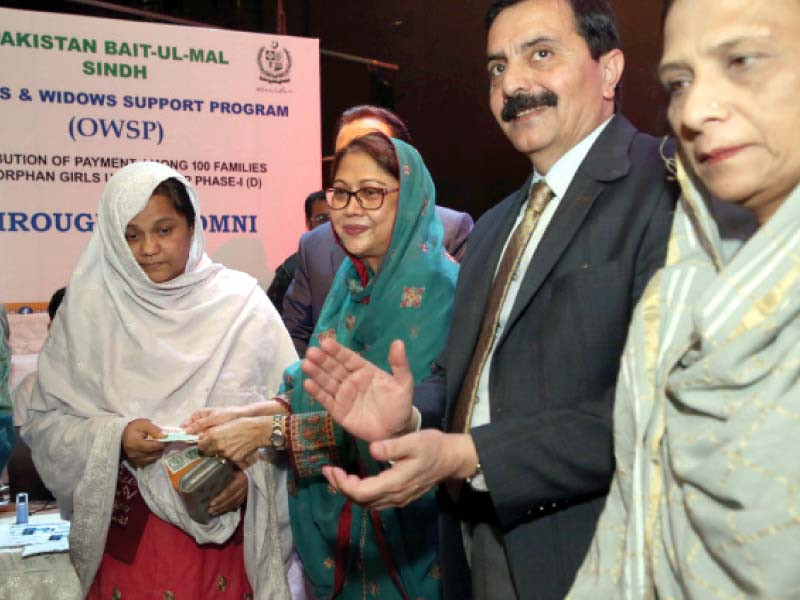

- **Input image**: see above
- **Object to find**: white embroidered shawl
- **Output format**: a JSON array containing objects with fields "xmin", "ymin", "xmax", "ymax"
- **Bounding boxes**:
[
  {"xmin": 568, "ymin": 159, "xmax": 800, "ymax": 599},
  {"xmin": 22, "ymin": 161, "xmax": 298, "ymax": 598}
]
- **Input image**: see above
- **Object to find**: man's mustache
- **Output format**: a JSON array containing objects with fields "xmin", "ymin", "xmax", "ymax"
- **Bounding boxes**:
[{"xmin": 501, "ymin": 91, "xmax": 558, "ymax": 122}]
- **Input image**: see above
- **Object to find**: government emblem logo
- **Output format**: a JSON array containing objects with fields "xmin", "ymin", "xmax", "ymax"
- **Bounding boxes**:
[{"xmin": 257, "ymin": 41, "xmax": 292, "ymax": 84}]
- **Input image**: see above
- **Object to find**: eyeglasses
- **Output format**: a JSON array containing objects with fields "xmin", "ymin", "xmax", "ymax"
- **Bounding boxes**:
[
  {"xmin": 325, "ymin": 187, "xmax": 399, "ymax": 210},
  {"xmin": 310, "ymin": 213, "xmax": 330, "ymax": 224}
]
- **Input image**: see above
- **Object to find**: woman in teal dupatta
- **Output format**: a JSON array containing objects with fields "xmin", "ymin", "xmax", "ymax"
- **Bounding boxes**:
[
  {"xmin": 191, "ymin": 132, "xmax": 458, "ymax": 599},
  {"xmin": 285, "ymin": 133, "xmax": 456, "ymax": 599}
]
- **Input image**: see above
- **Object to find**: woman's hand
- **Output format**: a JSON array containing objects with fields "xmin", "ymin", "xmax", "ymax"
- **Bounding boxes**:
[
  {"xmin": 183, "ymin": 406, "xmax": 247, "ymax": 434},
  {"xmin": 197, "ymin": 417, "xmax": 270, "ymax": 464},
  {"xmin": 122, "ymin": 418, "xmax": 166, "ymax": 467},
  {"xmin": 256, "ymin": 399, "xmax": 291, "ymax": 417},
  {"xmin": 209, "ymin": 470, "xmax": 248, "ymax": 516},
  {"xmin": 184, "ymin": 400, "xmax": 289, "ymax": 434}
]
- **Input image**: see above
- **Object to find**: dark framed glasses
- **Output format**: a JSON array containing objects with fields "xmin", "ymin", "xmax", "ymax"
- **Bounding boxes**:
[{"xmin": 325, "ymin": 186, "xmax": 399, "ymax": 210}]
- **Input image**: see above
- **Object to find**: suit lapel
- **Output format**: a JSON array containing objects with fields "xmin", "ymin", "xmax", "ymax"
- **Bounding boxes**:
[
  {"xmin": 324, "ymin": 224, "xmax": 346, "ymax": 275},
  {"xmin": 502, "ymin": 115, "xmax": 637, "ymax": 337},
  {"xmin": 330, "ymin": 242, "xmax": 345, "ymax": 275}
]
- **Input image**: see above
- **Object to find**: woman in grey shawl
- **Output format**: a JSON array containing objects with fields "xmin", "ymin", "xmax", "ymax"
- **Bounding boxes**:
[
  {"xmin": 22, "ymin": 162, "xmax": 299, "ymax": 599},
  {"xmin": 568, "ymin": 0, "xmax": 800, "ymax": 597}
]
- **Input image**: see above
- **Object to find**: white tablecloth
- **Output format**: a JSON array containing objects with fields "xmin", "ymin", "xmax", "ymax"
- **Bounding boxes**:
[{"xmin": 0, "ymin": 512, "xmax": 81, "ymax": 600}]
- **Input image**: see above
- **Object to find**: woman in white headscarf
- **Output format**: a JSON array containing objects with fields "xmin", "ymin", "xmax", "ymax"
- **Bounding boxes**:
[{"xmin": 22, "ymin": 162, "xmax": 298, "ymax": 599}]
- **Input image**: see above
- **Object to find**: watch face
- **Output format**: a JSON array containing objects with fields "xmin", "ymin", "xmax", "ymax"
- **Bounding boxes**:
[{"xmin": 270, "ymin": 429, "xmax": 286, "ymax": 449}]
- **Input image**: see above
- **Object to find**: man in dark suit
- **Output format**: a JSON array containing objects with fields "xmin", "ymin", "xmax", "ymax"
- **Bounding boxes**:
[
  {"xmin": 282, "ymin": 104, "xmax": 474, "ymax": 355},
  {"xmin": 265, "ymin": 190, "xmax": 329, "ymax": 316},
  {"xmin": 300, "ymin": 1, "xmax": 677, "ymax": 598}
]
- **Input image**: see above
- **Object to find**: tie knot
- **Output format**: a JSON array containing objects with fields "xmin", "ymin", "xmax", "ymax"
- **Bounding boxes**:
[{"xmin": 529, "ymin": 181, "xmax": 554, "ymax": 214}]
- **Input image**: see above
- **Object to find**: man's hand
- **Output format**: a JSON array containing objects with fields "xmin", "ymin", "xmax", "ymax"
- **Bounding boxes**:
[
  {"xmin": 322, "ymin": 429, "xmax": 479, "ymax": 510},
  {"xmin": 122, "ymin": 419, "xmax": 166, "ymax": 467},
  {"xmin": 209, "ymin": 470, "xmax": 248, "ymax": 516},
  {"xmin": 301, "ymin": 338, "xmax": 417, "ymax": 441},
  {"xmin": 197, "ymin": 417, "xmax": 268, "ymax": 464}
]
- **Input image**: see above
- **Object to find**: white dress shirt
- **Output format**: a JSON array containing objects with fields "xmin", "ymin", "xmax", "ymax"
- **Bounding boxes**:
[{"xmin": 469, "ymin": 117, "xmax": 611, "ymax": 491}]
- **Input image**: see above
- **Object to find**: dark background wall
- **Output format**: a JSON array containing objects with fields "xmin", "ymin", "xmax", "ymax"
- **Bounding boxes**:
[{"xmin": 0, "ymin": 0, "xmax": 669, "ymax": 219}]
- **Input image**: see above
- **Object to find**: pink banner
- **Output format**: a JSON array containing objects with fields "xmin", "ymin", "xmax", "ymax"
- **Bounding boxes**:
[{"xmin": 0, "ymin": 7, "xmax": 321, "ymax": 308}]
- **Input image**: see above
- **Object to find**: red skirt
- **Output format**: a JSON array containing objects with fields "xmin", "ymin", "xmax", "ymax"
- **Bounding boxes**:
[{"xmin": 88, "ymin": 465, "xmax": 252, "ymax": 599}]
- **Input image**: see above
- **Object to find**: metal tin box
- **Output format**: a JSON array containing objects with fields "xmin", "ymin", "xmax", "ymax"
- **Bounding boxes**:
[{"xmin": 164, "ymin": 446, "xmax": 235, "ymax": 524}]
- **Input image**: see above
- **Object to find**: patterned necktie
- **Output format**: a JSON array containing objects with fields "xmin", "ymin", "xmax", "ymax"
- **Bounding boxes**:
[{"xmin": 449, "ymin": 180, "xmax": 554, "ymax": 434}]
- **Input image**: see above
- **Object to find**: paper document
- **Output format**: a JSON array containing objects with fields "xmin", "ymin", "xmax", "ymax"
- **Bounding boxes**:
[
  {"xmin": 148, "ymin": 426, "xmax": 199, "ymax": 443},
  {"xmin": 21, "ymin": 535, "xmax": 70, "ymax": 557},
  {"xmin": 0, "ymin": 519, "xmax": 71, "ymax": 549}
]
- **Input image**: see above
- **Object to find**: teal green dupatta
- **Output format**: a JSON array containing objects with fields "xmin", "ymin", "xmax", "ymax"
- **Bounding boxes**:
[{"xmin": 283, "ymin": 139, "xmax": 458, "ymax": 599}]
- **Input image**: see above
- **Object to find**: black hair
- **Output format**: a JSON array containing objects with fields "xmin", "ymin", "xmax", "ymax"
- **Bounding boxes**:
[
  {"xmin": 151, "ymin": 177, "xmax": 195, "ymax": 228},
  {"xmin": 48, "ymin": 286, "xmax": 66, "ymax": 321},
  {"xmin": 335, "ymin": 105, "xmax": 413, "ymax": 145},
  {"xmin": 330, "ymin": 131, "xmax": 400, "ymax": 183},
  {"xmin": 661, "ymin": 0, "xmax": 676, "ymax": 28},
  {"xmin": 486, "ymin": 0, "xmax": 620, "ymax": 61},
  {"xmin": 304, "ymin": 190, "xmax": 327, "ymax": 220}
]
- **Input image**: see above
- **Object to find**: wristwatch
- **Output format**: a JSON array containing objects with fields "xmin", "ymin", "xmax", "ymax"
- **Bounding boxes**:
[
  {"xmin": 269, "ymin": 415, "xmax": 287, "ymax": 450},
  {"xmin": 466, "ymin": 461, "xmax": 483, "ymax": 485}
]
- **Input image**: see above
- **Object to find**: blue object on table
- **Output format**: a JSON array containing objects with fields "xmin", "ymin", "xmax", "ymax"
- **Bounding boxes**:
[{"xmin": 16, "ymin": 492, "xmax": 28, "ymax": 524}]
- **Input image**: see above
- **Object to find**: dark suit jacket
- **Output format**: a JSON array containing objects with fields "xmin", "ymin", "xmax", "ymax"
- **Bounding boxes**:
[
  {"xmin": 415, "ymin": 115, "xmax": 678, "ymax": 600},
  {"xmin": 282, "ymin": 206, "xmax": 474, "ymax": 355},
  {"xmin": 265, "ymin": 252, "xmax": 300, "ymax": 316}
]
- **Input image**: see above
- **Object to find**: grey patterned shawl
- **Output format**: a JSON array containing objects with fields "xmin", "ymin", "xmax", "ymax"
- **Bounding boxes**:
[{"xmin": 569, "ymin": 159, "xmax": 800, "ymax": 599}]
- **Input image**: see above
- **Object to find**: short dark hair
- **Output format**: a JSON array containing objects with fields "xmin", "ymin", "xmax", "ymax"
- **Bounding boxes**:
[
  {"xmin": 660, "ymin": 0, "xmax": 676, "ymax": 28},
  {"xmin": 335, "ymin": 105, "xmax": 412, "ymax": 145},
  {"xmin": 330, "ymin": 131, "xmax": 400, "ymax": 183},
  {"xmin": 48, "ymin": 286, "xmax": 66, "ymax": 321},
  {"xmin": 304, "ymin": 190, "xmax": 326, "ymax": 220},
  {"xmin": 486, "ymin": 0, "xmax": 620, "ymax": 61},
  {"xmin": 151, "ymin": 177, "xmax": 195, "ymax": 228}
]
